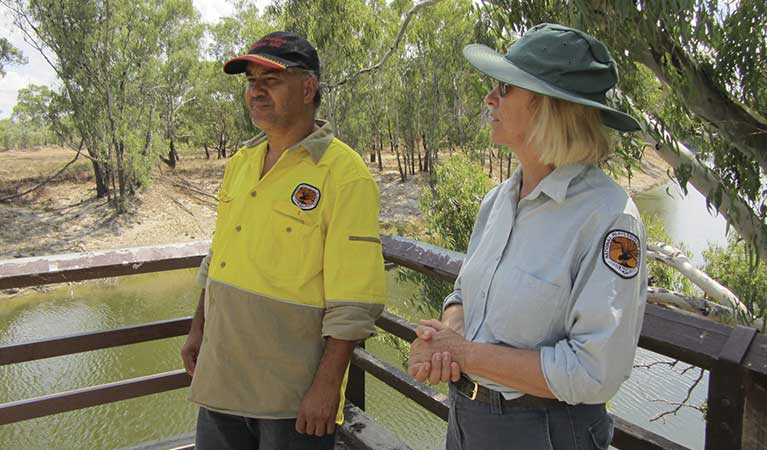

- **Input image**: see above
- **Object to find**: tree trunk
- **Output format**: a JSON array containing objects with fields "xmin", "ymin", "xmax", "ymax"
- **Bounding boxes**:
[
  {"xmin": 648, "ymin": 242, "xmax": 750, "ymax": 319},
  {"xmin": 204, "ymin": 143, "xmax": 210, "ymax": 160},
  {"xmin": 376, "ymin": 137, "xmax": 383, "ymax": 172},
  {"xmin": 91, "ymin": 158, "xmax": 110, "ymax": 198},
  {"xmin": 488, "ymin": 148, "xmax": 494, "ymax": 178}
]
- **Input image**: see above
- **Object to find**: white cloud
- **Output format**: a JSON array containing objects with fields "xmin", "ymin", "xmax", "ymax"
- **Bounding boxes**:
[{"xmin": 192, "ymin": 0, "xmax": 235, "ymax": 24}]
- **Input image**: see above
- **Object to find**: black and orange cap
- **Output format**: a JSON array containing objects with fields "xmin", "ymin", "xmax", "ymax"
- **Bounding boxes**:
[{"xmin": 223, "ymin": 31, "xmax": 320, "ymax": 75}]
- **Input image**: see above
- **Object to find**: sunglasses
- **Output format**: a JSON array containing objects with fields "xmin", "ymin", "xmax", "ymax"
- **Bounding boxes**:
[{"xmin": 493, "ymin": 80, "xmax": 513, "ymax": 96}]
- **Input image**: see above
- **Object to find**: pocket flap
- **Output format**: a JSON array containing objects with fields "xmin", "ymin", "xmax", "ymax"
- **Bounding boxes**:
[{"xmin": 272, "ymin": 200, "xmax": 313, "ymax": 225}]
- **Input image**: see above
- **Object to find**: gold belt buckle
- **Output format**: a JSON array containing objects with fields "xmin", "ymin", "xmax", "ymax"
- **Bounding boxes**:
[{"xmin": 469, "ymin": 380, "xmax": 478, "ymax": 400}]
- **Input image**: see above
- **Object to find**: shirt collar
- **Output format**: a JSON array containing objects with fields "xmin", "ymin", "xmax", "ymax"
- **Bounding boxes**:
[
  {"xmin": 520, "ymin": 163, "xmax": 588, "ymax": 204},
  {"xmin": 241, "ymin": 119, "xmax": 334, "ymax": 163}
]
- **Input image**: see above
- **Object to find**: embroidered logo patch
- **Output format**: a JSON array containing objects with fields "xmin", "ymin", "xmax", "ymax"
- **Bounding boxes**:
[
  {"xmin": 602, "ymin": 230, "xmax": 641, "ymax": 279},
  {"xmin": 291, "ymin": 183, "xmax": 321, "ymax": 210}
]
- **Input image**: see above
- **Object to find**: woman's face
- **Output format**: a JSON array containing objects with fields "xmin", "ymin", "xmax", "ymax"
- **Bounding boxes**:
[{"xmin": 485, "ymin": 84, "xmax": 536, "ymax": 149}]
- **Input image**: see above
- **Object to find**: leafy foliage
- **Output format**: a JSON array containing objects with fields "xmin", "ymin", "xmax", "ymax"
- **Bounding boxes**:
[
  {"xmin": 0, "ymin": 37, "xmax": 25, "ymax": 77},
  {"xmin": 703, "ymin": 238, "xmax": 767, "ymax": 331},
  {"xmin": 400, "ymin": 153, "xmax": 493, "ymax": 315}
]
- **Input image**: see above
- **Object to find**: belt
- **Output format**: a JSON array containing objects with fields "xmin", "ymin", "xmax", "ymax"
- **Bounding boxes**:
[{"xmin": 451, "ymin": 373, "xmax": 566, "ymax": 409}]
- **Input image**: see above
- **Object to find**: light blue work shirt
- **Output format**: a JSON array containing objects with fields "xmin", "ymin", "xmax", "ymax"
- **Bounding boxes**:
[{"xmin": 444, "ymin": 163, "xmax": 647, "ymax": 405}]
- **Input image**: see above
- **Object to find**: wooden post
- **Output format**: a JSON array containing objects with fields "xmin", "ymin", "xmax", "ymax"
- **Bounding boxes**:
[
  {"xmin": 346, "ymin": 341, "xmax": 366, "ymax": 410},
  {"xmin": 705, "ymin": 325, "xmax": 758, "ymax": 449},
  {"xmin": 742, "ymin": 372, "xmax": 767, "ymax": 450}
]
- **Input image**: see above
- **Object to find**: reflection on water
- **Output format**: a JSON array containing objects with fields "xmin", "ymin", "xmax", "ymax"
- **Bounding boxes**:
[
  {"xmin": 634, "ymin": 181, "xmax": 730, "ymax": 264},
  {"xmin": 0, "ymin": 263, "xmax": 708, "ymax": 449}
]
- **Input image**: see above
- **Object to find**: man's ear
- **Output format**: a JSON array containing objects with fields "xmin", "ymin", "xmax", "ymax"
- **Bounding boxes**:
[{"xmin": 304, "ymin": 77, "xmax": 318, "ymax": 105}]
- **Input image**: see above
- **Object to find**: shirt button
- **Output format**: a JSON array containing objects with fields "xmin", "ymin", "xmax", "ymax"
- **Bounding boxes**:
[
  {"xmin": 250, "ymin": 190, "xmax": 257, "ymax": 197},
  {"xmin": 235, "ymin": 225, "xmax": 241, "ymax": 232},
  {"xmin": 220, "ymin": 261, "xmax": 226, "ymax": 268},
  {"xmin": 286, "ymin": 227, "xmax": 292, "ymax": 233},
  {"xmin": 481, "ymin": 290, "xmax": 487, "ymax": 297}
]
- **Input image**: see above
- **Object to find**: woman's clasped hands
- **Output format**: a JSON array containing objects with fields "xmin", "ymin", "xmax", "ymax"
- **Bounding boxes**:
[{"xmin": 407, "ymin": 319, "xmax": 467, "ymax": 385}]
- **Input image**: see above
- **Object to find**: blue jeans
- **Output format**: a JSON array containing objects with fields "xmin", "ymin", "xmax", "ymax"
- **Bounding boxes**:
[
  {"xmin": 195, "ymin": 407, "xmax": 337, "ymax": 450},
  {"xmin": 446, "ymin": 388, "xmax": 613, "ymax": 450}
]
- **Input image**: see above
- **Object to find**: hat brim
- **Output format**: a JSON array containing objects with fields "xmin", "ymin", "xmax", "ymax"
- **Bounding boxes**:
[
  {"xmin": 223, "ymin": 54, "xmax": 301, "ymax": 74},
  {"xmin": 463, "ymin": 44, "xmax": 641, "ymax": 132}
]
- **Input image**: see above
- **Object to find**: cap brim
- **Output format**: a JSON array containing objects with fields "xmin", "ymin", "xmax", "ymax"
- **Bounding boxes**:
[
  {"xmin": 463, "ymin": 44, "xmax": 641, "ymax": 132},
  {"xmin": 223, "ymin": 54, "xmax": 299, "ymax": 74}
]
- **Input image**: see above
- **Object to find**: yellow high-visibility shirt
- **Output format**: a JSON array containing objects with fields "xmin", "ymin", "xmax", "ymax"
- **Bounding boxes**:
[{"xmin": 190, "ymin": 121, "xmax": 386, "ymax": 423}]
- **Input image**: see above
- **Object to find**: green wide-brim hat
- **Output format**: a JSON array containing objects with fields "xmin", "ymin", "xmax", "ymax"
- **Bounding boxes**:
[{"xmin": 463, "ymin": 23, "xmax": 641, "ymax": 132}]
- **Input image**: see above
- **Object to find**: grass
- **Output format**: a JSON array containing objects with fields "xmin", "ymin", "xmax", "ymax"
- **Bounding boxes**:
[{"xmin": 0, "ymin": 146, "xmax": 92, "ymax": 191}]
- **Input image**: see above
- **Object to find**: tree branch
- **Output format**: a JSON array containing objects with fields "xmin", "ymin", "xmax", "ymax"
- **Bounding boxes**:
[
  {"xmin": 637, "ymin": 30, "xmax": 767, "ymax": 171},
  {"xmin": 648, "ymin": 242, "xmax": 750, "ymax": 319},
  {"xmin": 324, "ymin": 0, "xmax": 443, "ymax": 89}
]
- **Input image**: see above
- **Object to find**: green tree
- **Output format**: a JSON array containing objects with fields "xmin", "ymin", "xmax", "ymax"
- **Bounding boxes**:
[
  {"xmin": 402, "ymin": 153, "xmax": 494, "ymax": 314},
  {"xmin": 4, "ymin": 0, "xmax": 203, "ymax": 211},
  {"xmin": 0, "ymin": 37, "xmax": 26, "ymax": 77},
  {"xmin": 703, "ymin": 238, "xmax": 767, "ymax": 331},
  {"xmin": 476, "ymin": 0, "xmax": 767, "ymax": 262}
]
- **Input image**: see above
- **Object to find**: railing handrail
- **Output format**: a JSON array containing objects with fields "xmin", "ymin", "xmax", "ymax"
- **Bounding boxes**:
[
  {"xmin": 2, "ymin": 237, "xmax": 765, "ymax": 378},
  {"xmin": 1, "ymin": 237, "xmax": 764, "ymax": 449},
  {"xmin": 0, "ymin": 309, "xmax": 688, "ymax": 450}
]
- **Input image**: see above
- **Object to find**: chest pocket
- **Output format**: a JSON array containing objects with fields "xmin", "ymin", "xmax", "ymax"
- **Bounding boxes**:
[
  {"xmin": 487, "ymin": 266, "xmax": 565, "ymax": 347},
  {"xmin": 250, "ymin": 200, "xmax": 323, "ymax": 285}
]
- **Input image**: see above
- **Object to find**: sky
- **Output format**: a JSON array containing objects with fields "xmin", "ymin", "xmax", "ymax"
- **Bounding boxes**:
[{"xmin": 0, "ymin": 0, "xmax": 271, "ymax": 119}]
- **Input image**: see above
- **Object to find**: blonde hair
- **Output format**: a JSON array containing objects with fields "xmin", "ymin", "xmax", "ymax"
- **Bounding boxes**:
[{"xmin": 526, "ymin": 94, "xmax": 612, "ymax": 167}]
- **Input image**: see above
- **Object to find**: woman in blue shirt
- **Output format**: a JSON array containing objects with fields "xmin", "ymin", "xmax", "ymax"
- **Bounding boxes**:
[{"xmin": 408, "ymin": 24, "xmax": 647, "ymax": 450}]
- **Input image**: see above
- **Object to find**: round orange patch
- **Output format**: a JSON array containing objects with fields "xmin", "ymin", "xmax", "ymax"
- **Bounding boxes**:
[
  {"xmin": 291, "ymin": 183, "xmax": 320, "ymax": 210},
  {"xmin": 602, "ymin": 230, "xmax": 641, "ymax": 278}
]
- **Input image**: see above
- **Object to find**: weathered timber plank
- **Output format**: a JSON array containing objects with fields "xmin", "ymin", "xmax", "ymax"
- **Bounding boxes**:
[
  {"xmin": 743, "ymin": 371, "xmax": 767, "ymax": 450},
  {"xmin": 339, "ymin": 402, "xmax": 413, "ymax": 450},
  {"xmin": 380, "ymin": 235, "xmax": 463, "ymax": 282},
  {"xmin": 376, "ymin": 312, "xmax": 417, "ymax": 342},
  {"xmin": 612, "ymin": 416, "xmax": 691, "ymax": 450},
  {"xmin": 0, "ymin": 317, "xmax": 191, "ymax": 365},
  {"xmin": 351, "ymin": 348, "xmax": 449, "ymax": 420},
  {"xmin": 0, "ymin": 241, "xmax": 209, "ymax": 290},
  {"xmin": 1, "ymin": 237, "xmax": 766, "ymax": 377},
  {"xmin": 0, "ymin": 370, "xmax": 191, "ymax": 425}
]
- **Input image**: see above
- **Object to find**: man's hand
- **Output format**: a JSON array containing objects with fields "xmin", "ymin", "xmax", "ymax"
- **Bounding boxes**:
[
  {"xmin": 295, "ymin": 337, "xmax": 354, "ymax": 436},
  {"xmin": 296, "ymin": 378, "xmax": 340, "ymax": 437},
  {"xmin": 181, "ymin": 327, "xmax": 203, "ymax": 376},
  {"xmin": 181, "ymin": 290, "xmax": 206, "ymax": 377},
  {"xmin": 408, "ymin": 319, "xmax": 464, "ymax": 384}
]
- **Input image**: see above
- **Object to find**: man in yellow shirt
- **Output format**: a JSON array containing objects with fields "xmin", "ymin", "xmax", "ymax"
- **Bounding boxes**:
[{"xmin": 180, "ymin": 31, "xmax": 386, "ymax": 450}]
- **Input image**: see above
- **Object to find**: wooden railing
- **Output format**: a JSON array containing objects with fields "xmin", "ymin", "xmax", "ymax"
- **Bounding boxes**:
[{"xmin": 1, "ymin": 237, "xmax": 766, "ymax": 450}]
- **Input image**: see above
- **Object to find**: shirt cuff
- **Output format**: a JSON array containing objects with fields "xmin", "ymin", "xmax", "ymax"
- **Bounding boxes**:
[
  {"xmin": 442, "ymin": 290, "xmax": 463, "ymax": 312},
  {"xmin": 322, "ymin": 301, "xmax": 385, "ymax": 341},
  {"xmin": 196, "ymin": 250, "xmax": 212, "ymax": 289}
]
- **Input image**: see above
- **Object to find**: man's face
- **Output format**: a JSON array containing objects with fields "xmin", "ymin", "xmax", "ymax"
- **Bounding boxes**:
[{"xmin": 244, "ymin": 63, "xmax": 316, "ymax": 131}]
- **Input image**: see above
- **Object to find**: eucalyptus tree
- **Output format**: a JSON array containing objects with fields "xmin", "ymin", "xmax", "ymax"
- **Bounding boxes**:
[
  {"xmin": 157, "ymin": 2, "xmax": 203, "ymax": 168},
  {"xmin": 10, "ymin": 84, "xmax": 55, "ymax": 147},
  {"xmin": 477, "ymin": 0, "xmax": 767, "ymax": 262},
  {"xmin": 0, "ymin": 37, "xmax": 25, "ymax": 77},
  {"xmin": 3, "ymin": 0, "xmax": 201, "ymax": 212}
]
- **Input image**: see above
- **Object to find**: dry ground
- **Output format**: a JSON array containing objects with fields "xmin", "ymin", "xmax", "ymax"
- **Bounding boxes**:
[{"xmin": 0, "ymin": 145, "xmax": 670, "ymax": 260}]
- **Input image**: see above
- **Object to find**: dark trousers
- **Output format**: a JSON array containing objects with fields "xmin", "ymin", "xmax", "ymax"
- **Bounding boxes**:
[
  {"xmin": 446, "ymin": 388, "xmax": 614, "ymax": 450},
  {"xmin": 195, "ymin": 407, "xmax": 337, "ymax": 450}
]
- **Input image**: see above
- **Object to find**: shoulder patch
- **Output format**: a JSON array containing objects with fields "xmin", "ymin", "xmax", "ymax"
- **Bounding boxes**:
[
  {"xmin": 291, "ymin": 183, "xmax": 321, "ymax": 210},
  {"xmin": 602, "ymin": 229, "xmax": 641, "ymax": 279}
]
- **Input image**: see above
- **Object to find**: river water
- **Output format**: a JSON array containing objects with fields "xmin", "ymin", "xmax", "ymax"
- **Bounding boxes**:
[{"xmin": 0, "ymin": 180, "xmax": 727, "ymax": 450}]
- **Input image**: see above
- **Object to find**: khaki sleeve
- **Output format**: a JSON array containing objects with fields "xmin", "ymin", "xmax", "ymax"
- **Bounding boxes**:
[
  {"xmin": 322, "ymin": 177, "xmax": 386, "ymax": 340},
  {"xmin": 196, "ymin": 249, "xmax": 212, "ymax": 289}
]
